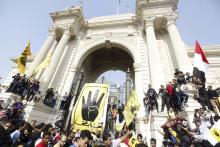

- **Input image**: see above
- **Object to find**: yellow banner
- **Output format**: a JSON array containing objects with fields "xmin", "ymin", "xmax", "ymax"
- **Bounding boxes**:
[
  {"xmin": 71, "ymin": 83, "xmax": 109, "ymax": 132},
  {"xmin": 206, "ymin": 120, "xmax": 220, "ymax": 145},
  {"xmin": 123, "ymin": 90, "xmax": 139, "ymax": 126}
]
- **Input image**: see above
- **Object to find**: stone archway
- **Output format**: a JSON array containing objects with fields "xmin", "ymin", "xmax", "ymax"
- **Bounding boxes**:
[
  {"xmin": 72, "ymin": 39, "xmax": 140, "ymax": 69},
  {"xmin": 63, "ymin": 40, "xmax": 147, "ymax": 134},
  {"xmin": 80, "ymin": 46, "xmax": 135, "ymax": 83}
]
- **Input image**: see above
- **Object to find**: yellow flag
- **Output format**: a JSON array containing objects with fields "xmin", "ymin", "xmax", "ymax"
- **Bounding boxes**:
[
  {"xmin": 116, "ymin": 120, "xmax": 125, "ymax": 132},
  {"xmin": 17, "ymin": 52, "xmax": 27, "ymax": 75},
  {"xmin": 123, "ymin": 90, "xmax": 139, "ymax": 126},
  {"xmin": 17, "ymin": 41, "xmax": 31, "ymax": 74},
  {"xmin": 24, "ymin": 41, "xmax": 31, "ymax": 56},
  {"xmin": 71, "ymin": 83, "xmax": 109, "ymax": 132},
  {"xmin": 129, "ymin": 135, "xmax": 139, "ymax": 147},
  {"xmin": 33, "ymin": 50, "xmax": 52, "ymax": 74}
]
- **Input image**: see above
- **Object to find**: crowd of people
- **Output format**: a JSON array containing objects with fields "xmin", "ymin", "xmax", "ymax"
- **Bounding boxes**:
[
  {"xmin": 0, "ymin": 69, "xmax": 220, "ymax": 146},
  {"xmin": 143, "ymin": 70, "xmax": 192, "ymax": 115},
  {"xmin": 2, "ymin": 73, "xmax": 69, "ymax": 110},
  {"xmin": 0, "ymin": 114, "xmax": 161, "ymax": 147},
  {"xmin": 158, "ymin": 107, "xmax": 220, "ymax": 146},
  {"xmin": 143, "ymin": 69, "xmax": 220, "ymax": 116},
  {"xmin": 6, "ymin": 73, "xmax": 40, "ymax": 102}
]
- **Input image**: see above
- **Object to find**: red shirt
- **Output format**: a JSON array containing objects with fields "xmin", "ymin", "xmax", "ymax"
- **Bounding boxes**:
[
  {"xmin": 166, "ymin": 84, "xmax": 174, "ymax": 96},
  {"xmin": 124, "ymin": 138, "xmax": 129, "ymax": 146},
  {"xmin": 35, "ymin": 140, "xmax": 46, "ymax": 147}
]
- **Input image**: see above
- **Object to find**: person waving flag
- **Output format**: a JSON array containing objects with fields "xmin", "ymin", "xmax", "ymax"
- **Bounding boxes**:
[{"xmin": 193, "ymin": 40, "xmax": 209, "ymax": 83}]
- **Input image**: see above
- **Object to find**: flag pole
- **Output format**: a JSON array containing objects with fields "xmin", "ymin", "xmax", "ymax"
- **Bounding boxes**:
[
  {"xmin": 126, "ymin": 0, "xmax": 130, "ymax": 13},
  {"xmin": 117, "ymin": 0, "xmax": 120, "ymax": 15}
]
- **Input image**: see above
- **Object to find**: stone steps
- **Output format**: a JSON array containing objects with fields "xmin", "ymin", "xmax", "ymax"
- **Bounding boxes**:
[
  {"xmin": 23, "ymin": 100, "xmax": 64, "ymax": 124},
  {"xmin": 0, "ymin": 91, "xmax": 20, "ymax": 109},
  {"xmin": 0, "ymin": 91, "xmax": 64, "ymax": 124}
]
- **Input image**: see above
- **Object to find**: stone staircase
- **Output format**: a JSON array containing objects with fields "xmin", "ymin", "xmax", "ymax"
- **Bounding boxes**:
[
  {"xmin": 149, "ymin": 83, "xmax": 202, "ymax": 146},
  {"xmin": 0, "ymin": 91, "xmax": 19, "ymax": 109},
  {"xmin": 23, "ymin": 100, "xmax": 64, "ymax": 124},
  {"xmin": 0, "ymin": 91, "xmax": 64, "ymax": 124}
]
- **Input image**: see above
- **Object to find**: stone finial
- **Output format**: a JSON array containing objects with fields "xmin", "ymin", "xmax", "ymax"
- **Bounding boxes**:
[{"xmin": 127, "ymin": 68, "xmax": 131, "ymax": 73}]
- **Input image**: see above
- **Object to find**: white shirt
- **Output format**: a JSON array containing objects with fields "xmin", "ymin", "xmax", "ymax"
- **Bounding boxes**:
[
  {"xmin": 62, "ymin": 95, "xmax": 68, "ymax": 101},
  {"xmin": 112, "ymin": 138, "xmax": 121, "ymax": 147},
  {"xmin": 194, "ymin": 123, "xmax": 210, "ymax": 141}
]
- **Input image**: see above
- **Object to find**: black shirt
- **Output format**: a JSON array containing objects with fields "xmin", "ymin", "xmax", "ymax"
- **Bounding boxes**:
[{"xmin": 207, "ymin": 89, "xmax": 219, "ymax": 99}]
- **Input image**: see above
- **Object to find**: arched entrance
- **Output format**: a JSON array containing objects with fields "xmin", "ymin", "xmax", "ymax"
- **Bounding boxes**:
[
  {"xmin": 80, "ymin": 46, "xmax": 134, "ymax": 83},
  {"xmin": 70, "ymin": 44, "xmax": 139, "ymax": 132}
]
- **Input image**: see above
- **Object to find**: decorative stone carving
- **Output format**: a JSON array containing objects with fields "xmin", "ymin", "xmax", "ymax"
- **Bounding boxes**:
[
  {"xmin": 48, "ymin": 26, "xmax": 56, "ymax": 37},
  {"xmin": 144, "ymin": 16, "xmax": 155, "ymax": 28},
  {"xmin": 63, "ymin": 27, "xmax": 72, "ymax": 36},
  {"xmin": 133, "ymin": 63, "xmax": 142, "ymax": 72},
  {"xmin": 165, "ymin": 13, "xmax": 178, "ymax": 27}
]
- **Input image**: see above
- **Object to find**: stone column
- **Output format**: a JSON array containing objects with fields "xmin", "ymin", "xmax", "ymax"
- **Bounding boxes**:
[
  {"xmin": 65, "ymin": 71, "xmax": 84, "ymax": 129},
  {"xmin": 145, "ymin": 16, "xmax": 165, "ymax": 91},
  {"xmin": 26, "ymin": 28, "xmax": 55, "ymax": 76},
  {"xmin": 134, "ymin": 63, "xmax": 149, "ymax": 138},
  {"xmin": 41, "ymin": 29, "xmax": 71, "ymax": 91},
  {"xmin": 125, "ymin": 68, "xmax": 131, "ymax": 104},
  {"xmin": 60, "ymin": 66, "xmax": 79, "ymax": 96},
  {"xmin": 133, "ymin": 63, "xmax": 145, "ymax": 118},
  {"xmin": 166, "ymin": 14, "xmax": 192, "ymax": 72}
]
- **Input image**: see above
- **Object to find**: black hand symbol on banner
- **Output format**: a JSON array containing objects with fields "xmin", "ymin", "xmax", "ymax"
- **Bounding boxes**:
[{"xmin": 82, "ymin": 90, "xmax": 105, "ymax": 121}]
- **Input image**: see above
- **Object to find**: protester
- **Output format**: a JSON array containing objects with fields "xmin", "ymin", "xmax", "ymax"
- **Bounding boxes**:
[
  {"xmin": 0, "ymin": 70, "xmax": 219, "ymax": 147},
  {"xmin": 53, "ymin": 134, "xmax": 67, "ymax": 147},
  {"xmin": 102, "ymin": 130, "xmax": 133, "ymax": 147},
  {"xmin": 35, "ymin": 130, "xmax": 51, "ymax": 147},
  {"xmin": 69, "ymin": 130, "xmax": 92, "ymax": 147}
]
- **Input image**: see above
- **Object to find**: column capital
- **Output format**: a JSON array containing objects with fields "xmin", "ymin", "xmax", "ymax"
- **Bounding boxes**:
[
  {"xmin": 165, "ymin": 13, "xmax": 178, "ymax": 27},
  {"xmin": 144, "ymin": 16, "xmax": 155, "ymax": 28},
  {"xmin": 58, "ymin": 24, "xmax": 74, "ymax": 36},
  {"xmin": 63, "ymin": 27, "xmax": 72, "ymax": 36},
  {"xmin": 48, "ymin": 26, "xmax": 56, "ymax": 37}
]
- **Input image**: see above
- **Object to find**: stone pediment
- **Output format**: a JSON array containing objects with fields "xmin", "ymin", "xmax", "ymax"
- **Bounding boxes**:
[
  {"xmin": 88, "ymin": 13, "xmax": 136, "ymax": 28},
  {"xmin": 50, "ymin": 6, "xmax": 86, "ymax": 36}
]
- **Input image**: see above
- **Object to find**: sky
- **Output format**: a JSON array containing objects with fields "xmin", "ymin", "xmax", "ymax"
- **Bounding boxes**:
[{"xmin": 0, "ymin": 0, "xmax": 220, "ymax": 84}]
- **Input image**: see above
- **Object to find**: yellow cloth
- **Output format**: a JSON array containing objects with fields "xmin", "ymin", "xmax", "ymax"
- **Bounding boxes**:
[
  {"xmin": 17, "ymin": 41, "xmax": 31, "ymax": 74},
  {"xmin": 129, "ymin": 135, "xmax": 139, "ymax": 147},
  {"xmin": 123, "ymin": 90, "xmax": 139, "ymax": 126},
  {"xmin": 116, "ymin": 120, "xmax": 125, "ymax": 132},
  {"xmin": 17, "ymin": 53, "xmax": 27, "ymax": 74},
  {"xmin": 33, "ymin": 50, "xmax": 52, "ymax": 74},
  {"xmin": 71, "ymin": 83, "xmax": 109, "ymax": 132},
  {"xmin": 210, "ymin": 127, "xmax": 220, "ymax": 142},
  {"xmin": 170, "ymin": 130, "xmax": 180, "ymax": 143},
  {"xmin": 25, "ymin": 41, "xmax": 31, "ymax": 56}
]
